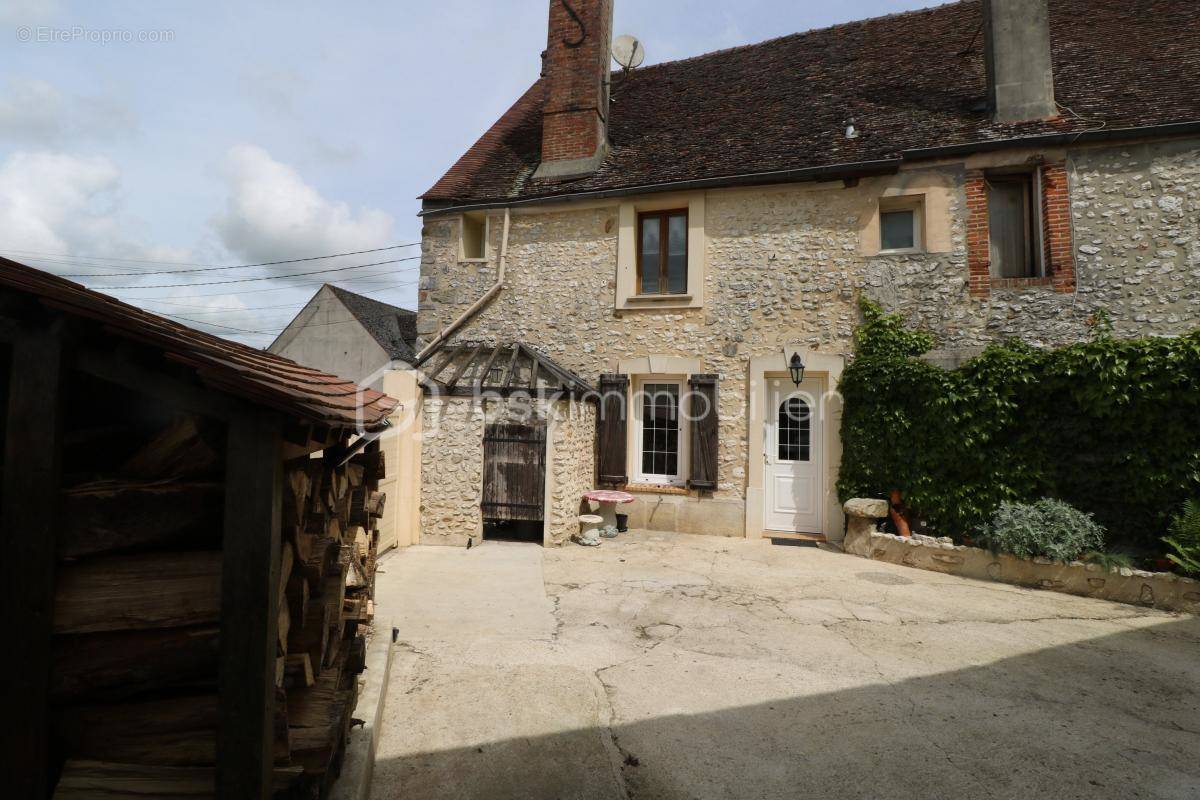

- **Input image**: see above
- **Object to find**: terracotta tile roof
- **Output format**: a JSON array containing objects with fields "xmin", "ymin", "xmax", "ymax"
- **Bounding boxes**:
[
  {"xmin": 0, "ymin": 257, "xmax": 398, "ymax": 431},
  {"xmin": 421, "ymin": 0, "xmax": 1200, "ymax": 205}
]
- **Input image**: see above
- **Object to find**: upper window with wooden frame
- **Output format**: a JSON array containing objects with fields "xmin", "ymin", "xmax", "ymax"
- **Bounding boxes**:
[
  {"xmin": 637, "ymin": 209, "xmax": 688, "ymax": 295},
  {"xmin": 987, "ymin": 169, "xmax": 1045, "ymax": 279}
]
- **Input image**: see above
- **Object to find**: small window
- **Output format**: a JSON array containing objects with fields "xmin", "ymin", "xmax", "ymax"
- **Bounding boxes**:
[
  {"xmin": 777, "ymin": 398, "xmax": 811, "ymax": 462},
  {"xmin": 988, "ymin": 172, "xmax": 1043, "ymax": 278},
  {"xmin": 459, "ymin": 212, "xmax": 487, "ymax": 261},
  {"xmin": 878, "ymin": 197, "xmax": 923, "ymax": 253},
  {"xmin": 637, "ymin": 210, "xmax": 687, "ymax": 295},
  {"xmin": 633, "ymin": 379, "xmax": 687, "ymax": 485}
]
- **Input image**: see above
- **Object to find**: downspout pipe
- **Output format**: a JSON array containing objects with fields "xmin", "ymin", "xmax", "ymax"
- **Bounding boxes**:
[{"xmin": 415, "ymin": 207, "xmax": 510, "ymax": 363}]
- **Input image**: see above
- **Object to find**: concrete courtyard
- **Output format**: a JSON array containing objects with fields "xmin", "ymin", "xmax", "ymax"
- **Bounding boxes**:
[{"xmin": 370, "ymin": 532, "xmax": 1200, "ymax": 800}]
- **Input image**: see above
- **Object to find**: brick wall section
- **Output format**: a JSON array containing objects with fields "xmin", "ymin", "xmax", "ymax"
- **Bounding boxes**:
[
  {"xmin": 964, "ymin": 170, "xmax": 991, "ymax": 298},
  {"xmin": 966, "ymin": 164, "xmax": 1076, "ymax": 298},
  {"xmin": 1040, "ymin": 163, "xmax": 1076, "ymax": 292},
  {"xmin": 540, "ymin": 0, "xmax": 611, "ymax": 164}
]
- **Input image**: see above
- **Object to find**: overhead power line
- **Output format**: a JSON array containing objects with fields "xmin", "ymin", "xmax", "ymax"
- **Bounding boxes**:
[
  {"xmin": 94, "ymin": 255, "xmax": 420, "ymax": 290},
  {"xmin": 0, "ymin": 241, "xmax": 420, "ymax": 276},
  {"xmin": 114, "ymin": 271, "xmax": 413, "ymax": 299},
  {"xmin": 160, "ymin": 297, "xmax": 418, "ymax": 338}
]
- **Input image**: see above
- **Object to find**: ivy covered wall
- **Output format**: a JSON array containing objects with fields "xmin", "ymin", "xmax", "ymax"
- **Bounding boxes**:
[{"xmin": 837, "ymin": 301, "xmax": 1200, "ymax": 549}]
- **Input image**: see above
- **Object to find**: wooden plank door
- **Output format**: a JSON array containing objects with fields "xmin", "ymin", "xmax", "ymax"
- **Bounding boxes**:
[{"xmin": 481, "ymin": 422, "xmax": 546, "ymax": 522}]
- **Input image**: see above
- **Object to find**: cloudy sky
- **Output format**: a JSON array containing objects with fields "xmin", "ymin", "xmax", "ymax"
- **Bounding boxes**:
[{"xmin": 0, "ymin": 0, "xmax": 927, "ymax": 347}]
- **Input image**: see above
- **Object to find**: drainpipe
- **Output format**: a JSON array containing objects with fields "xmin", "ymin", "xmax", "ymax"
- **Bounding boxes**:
[{"xmin": 416, "ymin": 207, "xmax": 511, "ymax": 362}]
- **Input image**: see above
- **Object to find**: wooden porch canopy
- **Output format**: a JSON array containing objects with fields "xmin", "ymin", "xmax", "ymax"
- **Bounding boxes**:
[{"xmin": 416, "ymin": 341, "xmax": 595, "ymax": 399}]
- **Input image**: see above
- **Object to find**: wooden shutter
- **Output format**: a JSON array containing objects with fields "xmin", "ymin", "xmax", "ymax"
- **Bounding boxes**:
[
  {"xmin": 596, "ymin": 374, "xmax": 629, "ymax": 485},
  {"xmin": 688, "ymin": 374, "xmax": 719, "ymax": 490}
]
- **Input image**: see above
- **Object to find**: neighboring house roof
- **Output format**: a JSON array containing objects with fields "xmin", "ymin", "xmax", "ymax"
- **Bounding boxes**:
[
  {"xmin": 421, "ymin": 0, "xmax": 1200, "ymax": 206},
  {"xmin": 0, "ymin": 258, "xmax": 398, "ymax": 430},
  {"xmin": 417, "ymin": 341, "xmax": 595, "ymax": 397},
  {"xmin": 324, "ymin": 285, "xmax": 418, "ymax": 363}
]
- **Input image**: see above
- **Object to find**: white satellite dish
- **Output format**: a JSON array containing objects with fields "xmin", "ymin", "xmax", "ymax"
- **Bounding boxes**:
[{"xmin": 612, "ymin": 34, "xmax": 645, "ymax": 70}]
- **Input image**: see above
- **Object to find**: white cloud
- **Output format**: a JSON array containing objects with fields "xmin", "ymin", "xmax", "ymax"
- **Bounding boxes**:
[
  {"xmin": 0, "ymin": 78, "xmax": 137, "ymax": 144},
  {"xmin": 0, "ymin": 0, "xmax": 58, "ymax": 25},
  {"xmin": 213, "ymin": 144, "xmax": 393, "ymax": 265},
  {"xmin": 0, "ymin": 150, "xmax": 189, "ymax": 284}
]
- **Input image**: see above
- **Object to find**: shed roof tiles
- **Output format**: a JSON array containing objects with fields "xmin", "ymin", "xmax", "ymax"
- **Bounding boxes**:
[{"xmin": 0, "ymin": 257, "xmax": 398, "ymax": 431}]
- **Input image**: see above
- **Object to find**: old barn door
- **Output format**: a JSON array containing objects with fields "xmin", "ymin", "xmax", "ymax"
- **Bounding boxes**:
[{"xmin": 482, "ymin": 422, "xmax": 546, "ymax": 523}]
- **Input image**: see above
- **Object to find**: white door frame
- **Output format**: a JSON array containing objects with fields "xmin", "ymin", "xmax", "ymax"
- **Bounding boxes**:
[
  {"xmin": 745, "ymin": 350, "xmax": 846, "ymax": 542},
  {"xmin": 763, "ymin": 376, "xmax": 823, "ymax": 533}
]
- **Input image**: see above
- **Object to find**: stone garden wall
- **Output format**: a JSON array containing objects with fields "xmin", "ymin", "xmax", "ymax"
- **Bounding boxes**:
[{"xmin": 851, "ymin": 530, "xmax": 1200, "ymax": 615}]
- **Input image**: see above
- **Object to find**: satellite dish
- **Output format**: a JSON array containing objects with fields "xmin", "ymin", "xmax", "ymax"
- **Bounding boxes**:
[{"xmin": 612, "ymin": 34, "xmax": 645, "ymax": 70}]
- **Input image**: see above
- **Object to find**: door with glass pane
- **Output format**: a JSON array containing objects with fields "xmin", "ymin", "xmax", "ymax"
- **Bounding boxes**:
[{"xmin": 764, "ymin": 377, "xmax": 822, "ymax": 532}]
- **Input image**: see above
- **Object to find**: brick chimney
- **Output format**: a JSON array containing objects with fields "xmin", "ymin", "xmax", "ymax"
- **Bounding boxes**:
[
  {"xmin": 533, "ymin": 0, "xmax": 613, "ymax": 180},
  {"xmin": 983, "ymin": 0, "xmax": 1057, "ymax": 122}
]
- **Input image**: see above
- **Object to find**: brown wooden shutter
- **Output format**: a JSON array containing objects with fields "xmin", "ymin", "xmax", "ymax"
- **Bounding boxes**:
[
  {"xmin": 687, "ymin": 373, "xmax": 719, "ymax": 490},
  {"xmin": 596, "ymin": 374, "xmax": 629, "ymax": 485}
]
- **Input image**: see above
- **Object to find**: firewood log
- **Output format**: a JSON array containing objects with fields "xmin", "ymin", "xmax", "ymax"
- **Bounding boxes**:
[
  {"xmin": 286, "ymin": 573, "xmax": 309, "ymax": 629},
  {"xmin": 54, "ymin": 694, "xmax": 217, "ymax": 766},
  {"xmin": 351, "ymin": 449, "xmax": 385, "ymax": 484},
  {"xmin": 366, "ymin": 491, "xmax": 385, "ymax": 518},
  {"xmin": 53, "ymin": 760, "xmax": 303, "ymax": 798},
  {"xmin": 54, "ymin": 553, "xmax": 221, "ymax": 634},
  {"xmin": 287, "ymin": 602, "xmax": 330, "ymax": 678},
  {"xmin": 59, "ymin": 481, "xmax": 223, "ymax": 558},
  {"xmin": 119, "ymin": 417, "xmax": 221, "ymax": 481},
  {"xmin": 55, "ymin": 693, "xmax": 291, "ymax": 768},
  {"xmin": 284, "ymin": 654, "xmax": 315, "ymax": 689},
  {"xmin": 283, "ymin": 468, "xmax": 312, "ymax": 529},
  {"xmin": 51, "ymin": 625, "xmax": 219, "ymax": 703}
]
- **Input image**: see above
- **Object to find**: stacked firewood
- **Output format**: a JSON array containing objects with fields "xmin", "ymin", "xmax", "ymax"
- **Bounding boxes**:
[
  {"xmin": 49, "ymin": 415, "xmax": 384, "ymax": 799},
  {"xmin": 279, "ymin": 445, "xmax": 384, "ymax": 795}
]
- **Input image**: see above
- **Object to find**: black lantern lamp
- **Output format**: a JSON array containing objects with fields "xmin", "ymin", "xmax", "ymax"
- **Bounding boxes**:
[{"xmin": 788, "ymin": 352, "xmax": 806, "ymax": 387}]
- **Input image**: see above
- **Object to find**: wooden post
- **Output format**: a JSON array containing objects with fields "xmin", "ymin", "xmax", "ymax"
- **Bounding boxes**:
[
  {"xmin": 217, "ymin": 410, "xmax": 283, "ymax": 799},
  {"xmin": 0, "ymin": 327, "xmax": 63, "ymax": 798}
]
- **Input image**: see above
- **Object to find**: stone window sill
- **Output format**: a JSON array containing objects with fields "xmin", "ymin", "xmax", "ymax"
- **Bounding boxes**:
[
  {"xmin": 625, "ymin": 293, "xmax": 693, "ymax": 303},
  {"xmin": 620, "ymin": 482, "xmax": 691, "ymax": 496},
  {"xmin": 990, "ymin": 276, "xmax": 1052, "ymax": 289}
]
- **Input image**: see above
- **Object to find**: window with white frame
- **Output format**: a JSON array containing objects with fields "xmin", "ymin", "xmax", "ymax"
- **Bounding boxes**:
[
  {"xmin": 632, "ymin": 378, "xmax": 687, "ymax": 485},
  {"xmin": 878, "ymin": 196, "xmax": 924, "ymax": 253}
]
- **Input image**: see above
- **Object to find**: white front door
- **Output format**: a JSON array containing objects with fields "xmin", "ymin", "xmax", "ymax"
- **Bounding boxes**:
[{"xmin": 764, "ymin": 377, "xmax": 822, "ymax": 533}]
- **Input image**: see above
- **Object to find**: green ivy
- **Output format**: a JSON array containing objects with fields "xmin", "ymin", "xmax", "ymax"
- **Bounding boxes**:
[{"xmin": 837, "ymin": 299, "xmax": 1200, "ymax": 549}]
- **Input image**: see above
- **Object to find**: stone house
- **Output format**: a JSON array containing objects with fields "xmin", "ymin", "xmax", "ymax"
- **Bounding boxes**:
[{"xmin": 412, "ymin": 0, "xmax": 1200, "ymax": 547}]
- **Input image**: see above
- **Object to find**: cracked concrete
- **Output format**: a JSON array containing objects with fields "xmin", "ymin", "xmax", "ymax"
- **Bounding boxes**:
[{"xmin": 369, "ymin": 532, "xmax": 1200, "ymax": 800}]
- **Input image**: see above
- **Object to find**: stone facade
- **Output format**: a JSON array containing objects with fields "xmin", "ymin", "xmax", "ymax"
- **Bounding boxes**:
[
  {"xmin": 419, "ymin": 398, "xmax": 485, "ymax": 547},
  {"xmin": 418, "ymin": 395, "xmax": 594, "ymax": 546},
  {"xmin": 546, "ymin": 400, "xmax": 596, "ymax": 545},
  {"xmin": 418, "ymin": 136, "xmax": 1200, "ymax": 540},
  {"xmin": 871, "ymin": 139, "xmax": 1200, "ymax": 345}
]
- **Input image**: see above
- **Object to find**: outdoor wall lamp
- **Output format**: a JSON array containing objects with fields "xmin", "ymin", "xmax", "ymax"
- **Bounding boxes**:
[{"xmin": 788, "ymin": 352, "xmax": 806, "ymax": 386}]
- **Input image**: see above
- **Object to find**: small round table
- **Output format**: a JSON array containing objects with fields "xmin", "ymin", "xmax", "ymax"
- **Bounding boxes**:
[{"xmin": 583, "ymin": 489, "xmax": 636, "ymax": 532}]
